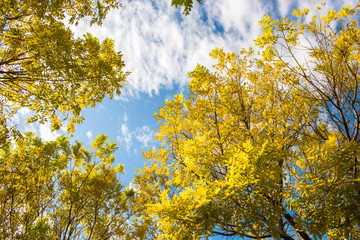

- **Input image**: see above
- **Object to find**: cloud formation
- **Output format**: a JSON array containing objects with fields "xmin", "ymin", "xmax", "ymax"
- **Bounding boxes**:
[
  {"xmin": 135, "ymin": 125, "xmax": 156, "ymax": 148},
  {"xmin": 39, "ymin": 123, "xmax": 59, "ymax": 142},
  {"xmin": 117, "ymin": 123, "xmax": 133, "ymax": 152},
  {"xmin": 70, "ymin": 0, "xmax": 273, "ymax": 98},
  {"xmin": 116, "ymin": 113, "xmax": 156, "ymax": 153},
  {"xmin": 70, "ymin": 0, "xmax": 355, "ymax": 99},
  {"xmin": 86, "ymin": 131, "xmax": 93, "ymax": 139}
]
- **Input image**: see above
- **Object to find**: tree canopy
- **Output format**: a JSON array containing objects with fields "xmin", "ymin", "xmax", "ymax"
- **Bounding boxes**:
[
  {"xmin": 134, "ymin": 4, "xmax": 360, "ymax": 239},
  {"xmin": 2, "ymin": 0, "xmax": 360, "ymax": 239},
  {"xmin": 0, "ymin": 1, "xmax": 137, "ymax": 239},
  {"xmin": 0, "ymin": 0, "xmax": 128, "ymax": 143},
  {"xmin": 0, "ymin": 133, "xmax": 135, "ymax": 239},
  {"xmin": 170, "ymin": 0, "xmax": 202, "ymax": 15}
]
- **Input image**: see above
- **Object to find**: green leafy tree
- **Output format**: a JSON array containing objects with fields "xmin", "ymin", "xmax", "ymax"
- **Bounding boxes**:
[
  {"xmin": 134, "ymin": 4, "xmax": 360, "ymax": 239},
  {"xmin": 0, "ymin": 133, "xmax": 135, "ymax": 239},
  {"xmin": 0, "ymin": 0, "xmax": 128, "ymax": 143}
]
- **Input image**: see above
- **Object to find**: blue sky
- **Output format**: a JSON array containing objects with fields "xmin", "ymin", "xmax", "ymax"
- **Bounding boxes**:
[{"xmin": 15, "ymin": 0, "xmax": 355, "ymax": 188}]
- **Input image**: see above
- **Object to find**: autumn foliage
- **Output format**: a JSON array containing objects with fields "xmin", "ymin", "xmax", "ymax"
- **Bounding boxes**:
[
  {"xmin": 0, "ymin": 133, "xmax": 134, "ymax": 239},
  {"xmin": 0, "ymin": 0, "xmax": 134, "ymax": 238},
  {"xmin": 0, "ymin": 0, "xmax": 128, "ymax": 143},
  {"xmin": 134, "ymin": 3, "xmax": 360, "ymax": 239},
  {"xmin": 1, "ymin": 0, "xmax": 360, "ymax": 239}
]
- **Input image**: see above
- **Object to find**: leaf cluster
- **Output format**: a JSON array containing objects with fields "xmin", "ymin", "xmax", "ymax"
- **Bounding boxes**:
[
  {"xmin": 170, "ymin": 0, "xmax": 202, "ymax": 15},
  {"xmin": 0, "ymin": 1, "xmax": 138, "ymax": 239},
  {"xmin": 0, "ymin": 0, "xmax": 128, "ymax": 143},
  {"xmin": 134, "ymin": 3, "xmax": 360, "ymax": 240},
  {"xmin": 0, "ymin": 133, "xmax": 135, "ymax": 239}
]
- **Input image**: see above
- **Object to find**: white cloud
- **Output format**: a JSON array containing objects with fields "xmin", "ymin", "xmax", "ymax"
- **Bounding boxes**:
[
  {"xmin": 123, "ymin": 113, "xmax": 128, "ymax": 123},
  {"xmin": 135, "ymin": 125, "xmax": 155, "ymax": 148},
  {"xmin": 12, "ymin": 107, "xmax": 32, "ymax": 125},
  {"xmin": 117, "ymin": 113, "xmax": 133, "ymax": 152},
  {"xmin": 24, "ymin": 123, "xmax": 38, "ymax": 136},
  {"xmin": 117, "ymin": 113, "xmax": 156, "ymax": 152},
  {"xmin": 277, "ymin": 0, "xmax": 295, "ymax": 16},
  {"xmin": 205, "ymin": 0, "xmax": 265, "ymax": 39},
  {"xmin": 86, "ymin": 131, "xmax": 93, "ymax": 139},
  {"xmin": 70, "ymin": 0, "xmax": 271, "ymax": 98},
  {"xmin": 67, "ymin": 0, "xmax": 352, "ymax": 107},
  {"xmin": 18, "ymin": 107, "xmax": 32, "ymax": 118},
  {"xmin": 117, "ymin": 123, "xmax": 133, "ymax": 152},
  {"xmin": 39, "ymin": 123, "xmax": 59, "ymax": 142}
]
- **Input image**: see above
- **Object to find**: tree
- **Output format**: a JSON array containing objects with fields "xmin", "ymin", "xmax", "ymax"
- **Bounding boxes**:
[
  {"xmin": 0, "ymin": 132, "xmax": 135, "ymax": 239},
  {"xmin": 0, "ymin": 2, "xmax": 140, "ymax": 239},
  {"xmin": 170, "ymin": 0, "xmax": 202, "ymax": 15},
  {"xmin": 134, "ymin": 4, "xmax": 360, "ymax": 239},
  {"xmin": 0, "ymin": 0, "xmax": 128, "ymax": 144}
]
